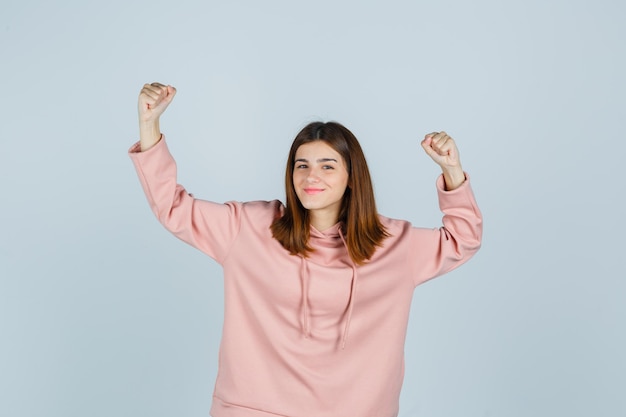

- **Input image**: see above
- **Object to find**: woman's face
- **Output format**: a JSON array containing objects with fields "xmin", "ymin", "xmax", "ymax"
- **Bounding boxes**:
[{"xmin": 293, "ymin": 141, "xmax": 349, "ymax": 227}]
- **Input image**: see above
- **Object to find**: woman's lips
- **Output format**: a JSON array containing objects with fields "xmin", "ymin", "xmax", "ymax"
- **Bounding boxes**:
[{"xmin": 304, "ymin": 188, "xmax": 324, "ymax": 195}]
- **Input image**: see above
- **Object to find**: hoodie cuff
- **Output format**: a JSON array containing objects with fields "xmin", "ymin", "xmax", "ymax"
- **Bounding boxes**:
[
  {"xmin": 435, "ymin": 172, "xmax": 470, "ymax": 194},
  {"xmin": 435, "ymin": 172, "xmax": 480, "ymax": 214},
  {"xmin": 128, "ymin": 134, "xmax": 165, "ymax": 154}
]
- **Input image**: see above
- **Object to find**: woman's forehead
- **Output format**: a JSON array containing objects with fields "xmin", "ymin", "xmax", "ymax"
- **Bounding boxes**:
[{"xmin": 295, "ymin": 141, "xmax": 342, "ymax": 159}]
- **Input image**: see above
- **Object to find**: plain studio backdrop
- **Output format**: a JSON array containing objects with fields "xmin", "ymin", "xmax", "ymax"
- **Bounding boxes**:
[{"xmin": 1, "ymin": 1, "xmax": 624, "ymax": 416}]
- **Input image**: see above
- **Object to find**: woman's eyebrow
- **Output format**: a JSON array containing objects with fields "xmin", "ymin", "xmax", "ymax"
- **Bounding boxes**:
[{"xmin": 294, "ymin": 158, "xmax": 338, "ymax": 163}]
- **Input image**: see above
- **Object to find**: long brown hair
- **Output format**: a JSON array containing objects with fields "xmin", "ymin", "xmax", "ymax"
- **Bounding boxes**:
[{"xmin": 270, "ymin": 121, "xmax": 389, "ymax": 265}]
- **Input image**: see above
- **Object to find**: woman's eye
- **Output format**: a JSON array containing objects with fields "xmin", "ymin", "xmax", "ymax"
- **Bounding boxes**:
[
  {"xmin": 296, "ymin": 164, "xmax": 308, "ymax": 169},
  {"xmin": 323, "ymin": 165, "xmax": 334, "ymax": 170}
]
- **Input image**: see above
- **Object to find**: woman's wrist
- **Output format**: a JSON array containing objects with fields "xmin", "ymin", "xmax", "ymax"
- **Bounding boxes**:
[
  {"xmin": 441, "ymin": 165, "xmax": 465, "ymax": 191},
  {"xmin": 139, "ymin": 120, "xmax": 161, "ymax": 151}
]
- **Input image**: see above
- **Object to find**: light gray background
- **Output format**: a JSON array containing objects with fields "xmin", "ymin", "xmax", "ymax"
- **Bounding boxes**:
[{"xmin": 1, "ymin": 1, "xmax": 624, "ymax": 416}]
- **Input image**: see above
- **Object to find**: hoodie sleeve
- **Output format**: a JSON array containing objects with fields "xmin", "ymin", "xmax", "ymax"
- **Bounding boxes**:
[
  {"xmin": 409, "ymin": 174, "xmax": 483, "ymax": 287},
  {"xmin": 128, "ymin": 136, "xmax": 241, "ymax": 264}
]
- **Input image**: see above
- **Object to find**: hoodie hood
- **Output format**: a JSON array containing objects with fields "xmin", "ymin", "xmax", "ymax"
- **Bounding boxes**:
[{"xmin": 299, "ymin": 223, "xmax": 358, "ymax": 349}]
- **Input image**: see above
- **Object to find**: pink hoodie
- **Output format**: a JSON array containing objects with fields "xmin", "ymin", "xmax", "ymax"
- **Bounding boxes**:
[{"xmin": 129, "ymin": 136, "xmax": 482, "ymax": 417}]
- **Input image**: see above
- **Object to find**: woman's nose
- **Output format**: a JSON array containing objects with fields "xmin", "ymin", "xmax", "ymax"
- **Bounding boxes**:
[{"xmin": 306, "ymin": 169, "xmax": 320, "ymax": 183}]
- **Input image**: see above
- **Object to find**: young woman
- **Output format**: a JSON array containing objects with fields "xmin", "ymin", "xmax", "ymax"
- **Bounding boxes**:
[{"xmin": 129, "ymin": 82, "xmax": 482, "ymax": 417}]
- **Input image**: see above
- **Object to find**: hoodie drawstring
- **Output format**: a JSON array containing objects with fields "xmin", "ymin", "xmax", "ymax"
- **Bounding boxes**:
[
  {"xmin": 338, "ymin": 232, "xmax": 358, "ymax": 350},
  {"xmin": 299, "ymin": 256, "xmax": 311, "ymax": 338}
]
